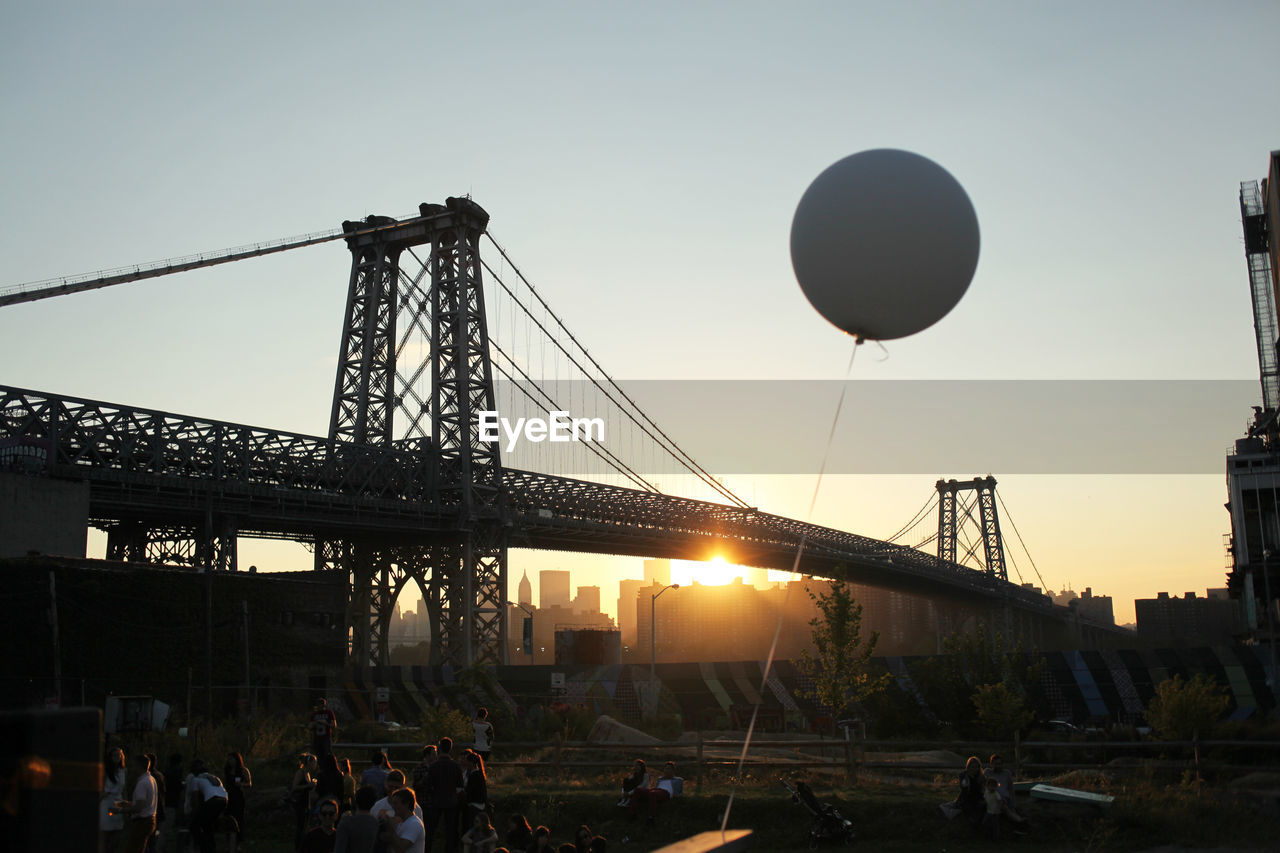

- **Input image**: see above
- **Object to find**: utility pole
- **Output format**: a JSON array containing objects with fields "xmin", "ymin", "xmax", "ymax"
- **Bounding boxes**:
[
  {"xmin": 648, "ymin": 583, "xmax": 679, "ymax": 716},
  {"xmin": 205, "ymin": 560, "xmax": 214, "ymax": 718},
  {"xmin": 49, "ymin": 571, "xmax": 61, "ymax": 707},
  {"xmin": 242, "ymin": 600, "xmax": 252, "ymax": 715}
]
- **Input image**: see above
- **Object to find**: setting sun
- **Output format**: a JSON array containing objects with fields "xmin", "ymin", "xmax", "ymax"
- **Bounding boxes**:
[{"xmin": 672, "ymin": 555, "xmax": 748, "ymax": 586}]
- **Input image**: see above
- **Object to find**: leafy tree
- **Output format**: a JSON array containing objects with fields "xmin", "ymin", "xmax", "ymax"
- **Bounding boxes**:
[
  {"xmin": 1146, "ymin": 673, "xmax": 1229, "ymax": 740},
  {"xmin": 914, "ymin": 622, "xmax": 1044, "ymax": 736},
  {"xmin": 798, "ymin": 581, "xmax": 891, "ymax": 722},
  {"xmin": 972, "ymin": 682, "xmax": 1034, "ymax": 739}
]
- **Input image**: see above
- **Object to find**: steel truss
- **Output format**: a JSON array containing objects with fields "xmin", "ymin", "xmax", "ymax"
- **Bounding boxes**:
[
  {"xmin": 324, "ymin": 198, "xmax": 506, "ymax": 666},
  {"xmin": 936, "ymin": 476, "xmax": 1007, "ymax": 580}
]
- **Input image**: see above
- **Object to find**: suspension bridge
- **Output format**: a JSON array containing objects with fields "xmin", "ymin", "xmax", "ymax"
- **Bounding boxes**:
[{"xmin": 1, "ymin": 197, "xmax": 1086, "ymax": 666}]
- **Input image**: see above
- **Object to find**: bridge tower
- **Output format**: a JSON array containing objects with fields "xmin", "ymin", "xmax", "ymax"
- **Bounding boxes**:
[
  {"xmin": 319, "ymin": 198, "xmax": 506, "ymax": 666},
  {"xmin": 936, "ymin": 476, "xmax": 1007, "ymax": 580}
]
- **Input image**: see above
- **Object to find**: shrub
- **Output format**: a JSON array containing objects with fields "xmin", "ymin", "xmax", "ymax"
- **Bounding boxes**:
[{"xmin": 1145, "ymin": 674, "xmax": 1229, "ymax": 740}]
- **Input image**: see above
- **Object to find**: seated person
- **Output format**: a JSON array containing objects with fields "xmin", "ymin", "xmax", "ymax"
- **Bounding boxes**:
[
  {"xmin": 618, "ymin": 759, "xmax": 646, "ymax": 807},
  {"xmin": 982, "ymin": 777, "xmax": 1004, "ymax": 839},
  {"xmin": 984, "ymin": 755, "xmax": 1028, "ymax": 834},
  {"xmin": 628, "ymin": 761, "xmax": 683, "ymax": 822},
  {"xmin": 461, "ymin": 812, "xmax": 499, "ymax": 852},
  {"xmin": 951, "ymin": 756, "xmax": 985, "ymax": 825}
]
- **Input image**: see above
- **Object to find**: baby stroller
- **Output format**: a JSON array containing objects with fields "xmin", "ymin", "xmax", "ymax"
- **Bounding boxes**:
[{"xmin": 780, "ymin": 778, "xmax": 856, "ymax": 848}]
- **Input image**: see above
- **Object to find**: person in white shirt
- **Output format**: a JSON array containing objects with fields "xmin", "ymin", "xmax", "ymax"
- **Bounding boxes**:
[
  {"xmin": 118, "ymin": 753, "xmax": 157, "ymax": 853},
  {"xmin": 472, "ymin": 708, "xmax": 494, "ymax": 761},
  {"xmin": 371, "ymin": 770, "xmax": 423, "ymax": 823},
  {"xmin": 185, "ymin": 760, "xmax": 228, "ymax": 853},
  {"xmin": 387, "ymin": 788, "xmax": 426, "ymax": 853},
  {"xmin": 627, "ymin": 761, "xmax": 683, "ymax": 824}
]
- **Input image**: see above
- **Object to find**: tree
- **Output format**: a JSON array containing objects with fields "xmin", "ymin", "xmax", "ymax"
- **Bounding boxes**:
[
  {"xmin": 798, "ymin": 581, "xmax": 891, "ymax": 722},
  {"xmin": 972, "ymin": 682, "xmax": 1034, "ymax": 739},
  {"xmin": 914, "ymin": 622, "xmax": 1044, "ymax": 736},
  {"xmin": 1145, "ymin": 673, "xmax": 1229, "ymax": 740}
]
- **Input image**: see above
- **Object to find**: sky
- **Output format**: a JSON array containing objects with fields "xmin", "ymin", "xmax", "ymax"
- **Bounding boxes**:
[{"xmin": 3, "ymin": 2, "xmax": 1279, "ymax": 626}]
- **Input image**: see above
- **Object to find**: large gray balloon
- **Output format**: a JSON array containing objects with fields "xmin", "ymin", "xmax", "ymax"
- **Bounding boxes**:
[{"xmin": 790, "ymin": 149, "xmax": 980, "ymax": 340}]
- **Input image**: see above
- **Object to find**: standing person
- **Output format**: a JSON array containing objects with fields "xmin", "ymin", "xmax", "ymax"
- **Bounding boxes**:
[
  {"xmin": 143, "ymin": 753, "xmax": 165, "ymax": 853},
  {"xmin": 316, "ymin": 754, "xmax": 345, "ymax": 807},
  {"xmin": 312, "ymin": 697, "xmax": 339, "ymax": 758},
  {"xmin": 341, "ymin": 758, "xmax": 358, "ymax": 814},
  {"xmin": 223, "ymin": 752, "xmax": 252, "ymax": 846},
  {"xmin": 411, "ymin": 744, "xmax": 437, "ymax": 815},
  {"xmin": 460, "ymin": 750, "xmax": 488, "ymax": 837},
  {"xmin": 424, "ymin": 737, "xmax": 465, "ymax": 853},
  {"xmin": 119, "ymin": 753, "xmax": 158, "ymax": 853},
  {"xmin": 291, "ymin": 753, "xmax": 319, "ymax": 851},
  {"xmin": 371, "ymin": 770, "xmax": 422, "ymax": 823},
  {"xmin": 360, "ymin": 750, "xmax": 392, "ymax": 797},
  {"xmin": 163, "ymin": 754, "xmax": 185, "ymax": 853},
  {"xmin": 335, "ymin": 785, "xmax": 380, "ymax": 853},
  {"xmin": 185, "ymin": 760, "xmax": 228, "ymax": 853},
  {"xmin": 101, "ymin": 747, "xmax": 127, "ymax": 853},
  {"xmin": 471, "ymin": 708, "xmax": 494, "ymax": 762},
  {"xmin": 300, "ymin": 797, "xmax": 340, "ymax": 853},
  {"xmin": 387, "ymin": 788, "xmax": 426, "ymax": 853}
]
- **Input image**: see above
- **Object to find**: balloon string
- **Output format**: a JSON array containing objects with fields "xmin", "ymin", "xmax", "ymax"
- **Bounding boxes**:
[{"xmin": 720, "ymin": 335, "xmax": 862, "ymax": 839}]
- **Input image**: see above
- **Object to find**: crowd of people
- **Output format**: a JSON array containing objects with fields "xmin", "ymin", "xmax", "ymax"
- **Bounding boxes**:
[
  {"xmin": 285, "ymin": 701, "xmax": 617, "ymax": 853},
  {"xmin": 98, "ymin": 747, "xmax": 251, "ymax": 853},
  {"xmin": 99, "ymin": 699, "xmax": 694, "ymax": 853}
]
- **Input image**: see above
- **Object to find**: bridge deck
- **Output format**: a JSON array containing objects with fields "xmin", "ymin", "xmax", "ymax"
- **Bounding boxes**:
[{"xmin": 1, "ymin": 384, "xmax": 1051, "ymax": 610}]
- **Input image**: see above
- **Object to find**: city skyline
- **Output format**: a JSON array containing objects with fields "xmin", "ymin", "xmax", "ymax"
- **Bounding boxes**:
[{"xmin": 3, "ymin": 4, "xmax": 1279, "ymax": 630}]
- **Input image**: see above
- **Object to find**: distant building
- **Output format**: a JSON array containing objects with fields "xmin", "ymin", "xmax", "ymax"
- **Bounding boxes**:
[
  {"xmin": 1135, "ymin": 590, "xmax": 1242, "ymax": 646},
  {"xmin": 617, "ymin": 578, "xmax": 644, "ymax": 648},
  {"xmin": 554, "ymin": 628, "xmax": 622, "ymax": 665},
  {"xmin": 1052, "ymin": 587, "xmax": 1078, "ymax": 607},
  {"xmin": 539, "ymin": 570, "xmax": 571, "ymax": 610},
  {"xmin": 574, "ymin": 585, "xmax": 601, "ymax": 615},
  {"xmin": 633, "ymin": 576, "xmax": 958, "ymax": 663},
  {"xmin": 1069, "ymin": 587, "xmax": 1114, "ymax": 626},
  {"xmin": 644, "ymin": 558, "xmax": 671, "ymax": 587},
  {"xmin": 517, "ymin": 570, "xmax": 532, "ymax": 606}
]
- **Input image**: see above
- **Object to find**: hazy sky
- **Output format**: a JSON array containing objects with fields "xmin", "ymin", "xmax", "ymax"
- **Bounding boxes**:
[{"xmin": 3, "ymin": 2, "xmax": 1279, "ymax": 625}]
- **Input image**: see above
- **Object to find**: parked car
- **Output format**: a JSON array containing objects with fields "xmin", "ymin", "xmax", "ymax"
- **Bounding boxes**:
[{"xmin": 1041, "ymin": 719, "xmax": 1083, "ymax": 734}]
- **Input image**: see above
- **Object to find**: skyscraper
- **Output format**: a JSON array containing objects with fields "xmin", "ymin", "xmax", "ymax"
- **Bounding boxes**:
[
  {"xmin": 517, "ymin": 570, "xmax": 532, "ymax": 606},
  {"xmin": 575, "ymin": 585, "xmax": 601, "ymax": 615},
  {"xmin": 540, "ymin": 570, "xmax": 571, "ymax": 610},
  {"xmin": 644, "ymin": 558, "xmax": 671, "ymax": 587},
  {"xmin": 617, "ymin": 578, "xmax": 645, "ymax": 647}
]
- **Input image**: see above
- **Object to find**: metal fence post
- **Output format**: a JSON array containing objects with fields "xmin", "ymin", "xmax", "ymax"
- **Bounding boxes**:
[{"xmin": 696, "ymin": 731, "xmax": 704, "ymax": 794}]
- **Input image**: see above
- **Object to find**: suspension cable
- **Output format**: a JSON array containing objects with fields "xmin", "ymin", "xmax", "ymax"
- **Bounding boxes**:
[
  {"xmin": 884, "ymin": 492, "xmax": 938, "ymax": 543},
  {"xmin": 996, "ymin": 490, "xmax": 1049, "ymax": 591},
  {"xmin": 483, "ymin": 233, "xmax": 750, "ymax": 508}
]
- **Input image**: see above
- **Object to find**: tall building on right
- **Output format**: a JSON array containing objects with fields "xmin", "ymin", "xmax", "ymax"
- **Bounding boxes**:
[{"xmin": 1226, "ymin": 150, "xmax": 1280, "ymax": 672}]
